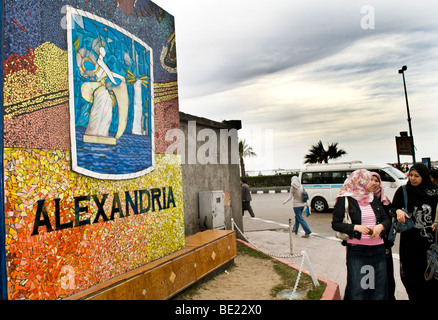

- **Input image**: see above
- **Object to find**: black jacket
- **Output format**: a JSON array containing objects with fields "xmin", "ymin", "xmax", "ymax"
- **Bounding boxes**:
[
  {"xmin": 332, "ymin": 196, "xmax": 391, "ymax": 241},
  {"xmin": 241, "ymin": 183, "xmax": 252, "ymax": 202}
]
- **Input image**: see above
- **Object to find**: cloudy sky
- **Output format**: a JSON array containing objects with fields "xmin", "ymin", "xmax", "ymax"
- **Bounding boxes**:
[{"xmin": 153, "ymin": 0, "xmax": 438, "ymax": 172}]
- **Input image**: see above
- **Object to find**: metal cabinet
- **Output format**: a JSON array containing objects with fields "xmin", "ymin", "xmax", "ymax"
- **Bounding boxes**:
[{"xmin": 198, "ymin": 191, "xmax": 225, "ymax": 230}]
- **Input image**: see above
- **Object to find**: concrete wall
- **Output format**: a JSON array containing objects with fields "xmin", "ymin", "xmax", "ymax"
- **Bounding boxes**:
[{"xmin": 178, "ymin": 112, "xmax": 244, "ymax": 236}]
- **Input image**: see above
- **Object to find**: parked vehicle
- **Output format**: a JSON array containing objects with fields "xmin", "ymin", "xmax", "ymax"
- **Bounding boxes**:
[{"xmin": 298, "ymin": 161, "xmax": 408, "ymax": 212}]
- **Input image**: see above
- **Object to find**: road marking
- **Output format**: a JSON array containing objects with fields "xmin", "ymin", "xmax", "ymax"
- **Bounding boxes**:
[
  {"xmin": 247, "ymin": 217, "xmax": 338, "ymax": 241},
  {"xmin": 250, "ymin": 217, "xmax": 289, "ymax": 228}
]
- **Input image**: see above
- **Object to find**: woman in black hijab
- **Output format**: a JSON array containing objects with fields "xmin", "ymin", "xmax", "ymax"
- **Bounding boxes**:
[{"xmin": 391, "ymin": 163, "xmax": 438, "ymax": 300}]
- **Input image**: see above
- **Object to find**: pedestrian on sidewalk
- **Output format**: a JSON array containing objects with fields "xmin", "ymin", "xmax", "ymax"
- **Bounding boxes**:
[
  {"xmin": 389, "ymin": 163, "xmax": 438, "ymax": 300},
  {"xmin": 370, "ymin": 171, "xmax": 396, "ymax": 300},
  {"xmin": 283, "ymin": 176, "xmax": 312, "ymax": 238},
  {"xmin": 241, "ymin": 179, "xmax": 255, "ymax": 217},
  {"xmin": 332, "ymin": 169, "xmax": 390, "ymax": 300}
]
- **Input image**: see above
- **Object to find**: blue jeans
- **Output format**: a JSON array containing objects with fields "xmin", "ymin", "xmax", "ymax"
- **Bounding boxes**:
[
  {"xmin": 344, "ymin": 244, "xmax": 388, "ymax": 300},
  {"xmin": 293, "ymin": 206, "xmax": 311, "ymax": 235}
]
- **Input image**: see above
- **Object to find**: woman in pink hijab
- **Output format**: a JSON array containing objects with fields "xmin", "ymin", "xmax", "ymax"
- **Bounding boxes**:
[
  {"xmin": 370, "ymin": 171, "xmax": 395, "ymax": 300},
  {"xmin": 332, "ymin": 169, "xmax": 391, "ymax": 300},
  {"xmin": 370, "ymin": 172, "xmax": 391, "ymax": 206}
]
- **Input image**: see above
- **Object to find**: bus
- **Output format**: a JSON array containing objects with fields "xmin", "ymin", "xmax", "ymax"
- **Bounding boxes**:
[{"xmin": 298, "ymin": 161, "xmax": 408, "ymax": 213}]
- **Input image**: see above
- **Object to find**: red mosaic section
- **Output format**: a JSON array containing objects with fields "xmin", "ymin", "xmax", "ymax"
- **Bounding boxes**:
[
  {"xmin": 154, "ymin": 97, "xmax": 180, "ymax": 154},
  {"xmin": 4, "ymin": 103, "xmax": 71, "ymax": 149},
  {"xmin": 4, "ymin": 47, "xmax": 37, "ymax": 76},
  {"xmin": 4, "ymin": 97, "xmax": 181, "ymax": 154}
]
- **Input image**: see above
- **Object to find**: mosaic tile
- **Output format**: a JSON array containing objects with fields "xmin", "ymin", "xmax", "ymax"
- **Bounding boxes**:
[
  {"xmin": 2, "ymin": 0, "xmax": 184, "ymax": 300},
  {"xmin": 4, "ymin": 150, "xmax": 184, "ymax": 299},
  {"xmin": 4, "ymin": 46, "xmax": 180, "ymax": 153}
]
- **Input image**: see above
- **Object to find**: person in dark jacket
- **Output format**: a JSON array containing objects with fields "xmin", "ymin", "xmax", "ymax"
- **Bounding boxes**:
[
  {"xmin": 241, "ymin": 179, "xmax": 255, "ymax": 217},
  {"xmin": 390, "ymin": 163, "xmax": 438, "ymax": 300},
  {"xmin": 332, "ymin": 169, "xmax": 390, "ymax": 300}
]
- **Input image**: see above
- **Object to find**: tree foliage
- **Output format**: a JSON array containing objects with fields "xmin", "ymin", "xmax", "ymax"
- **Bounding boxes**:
[
  {"xmin": 304, "ymin": 140, "xmax": 347, "ymax": 164},
  {"xmin": 239, "ymin": 139, "xmax": 256, "ymax": 177}
]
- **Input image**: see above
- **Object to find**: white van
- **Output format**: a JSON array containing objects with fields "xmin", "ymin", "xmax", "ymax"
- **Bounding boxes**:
[{"xmin": 298, "ymin": 161, "xmax": 408, "ymax": 213}]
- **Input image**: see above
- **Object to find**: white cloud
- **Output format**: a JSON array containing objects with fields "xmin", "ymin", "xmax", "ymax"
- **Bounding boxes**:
[{"xmin": 154, "ymin": 0, "xmax": 438, "ymax": 170}]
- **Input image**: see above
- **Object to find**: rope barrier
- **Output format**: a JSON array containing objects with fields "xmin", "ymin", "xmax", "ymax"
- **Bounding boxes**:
[
  {"xmin": 290, "ymin": 252, "xmax": 306, "ymax": 300},
  {"xmin": 231, "ymin": 218, "xmax": 302, "ymax": 259},
  {"xmin": 231, "ymin": 218, "xmax": 317, "ymax": 299}
]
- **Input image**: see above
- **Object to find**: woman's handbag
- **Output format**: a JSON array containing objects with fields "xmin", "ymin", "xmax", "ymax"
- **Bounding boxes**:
[
  {"xmin": 335, "ymin": 197, "xmax": 351, "ymax": 241},
  {"xmin": 388, "ymin": 185, "xmax": 414, "ymax": 242},
  {"xmin": 425, "ymin": 229, "xmax": 438, "ymax": 281}
]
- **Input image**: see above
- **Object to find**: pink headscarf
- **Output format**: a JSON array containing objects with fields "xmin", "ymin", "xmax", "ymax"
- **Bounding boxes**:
[
  {"xmin": 337, "ymin": 169, "xmax": 374, "ymax": 205},
  {"xmin": 370, "ymin": 172, "xmax": 391, "ymax": 205}
]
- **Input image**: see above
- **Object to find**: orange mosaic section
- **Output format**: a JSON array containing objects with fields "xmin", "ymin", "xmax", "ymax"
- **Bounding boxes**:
[
  {"xmin": 4, "ymin": 102, "xmax": 70, "ymax": 149},
  {"xmin": 81, "ymin": 230, "xmax": 237, "ymax": 300},
  {"xmin": 4, "ymin": 149, "xmax": 184, "ymax": 300}
]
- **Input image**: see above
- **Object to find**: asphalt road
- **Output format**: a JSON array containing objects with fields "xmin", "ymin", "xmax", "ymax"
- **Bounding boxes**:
[{"xmin": 248, "ymin": 192, "xmax": 400, "ymax": 254}]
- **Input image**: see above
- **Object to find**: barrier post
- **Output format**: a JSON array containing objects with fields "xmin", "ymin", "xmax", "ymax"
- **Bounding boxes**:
[
  {"xmin": 301, "ymin": 250, "xmax": 319, "ymax": 287},
  {"xmin": 288, "ymin": 218, "xmax": 293, "ymax": 254}
]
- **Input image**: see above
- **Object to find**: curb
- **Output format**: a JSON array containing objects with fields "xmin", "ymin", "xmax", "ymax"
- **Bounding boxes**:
[{"xmin": 237, "ymin": 239, "xmax": 341, "ymax": 300}]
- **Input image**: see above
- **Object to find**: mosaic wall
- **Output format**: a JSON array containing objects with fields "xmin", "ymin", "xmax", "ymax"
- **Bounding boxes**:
[
  {"xmin": 2, "ymin": 0, "xmax": 183, "ymax": 299},
  {"xmin": 67, "ymin": 7, "xmax": 155, "ymax": 179}
]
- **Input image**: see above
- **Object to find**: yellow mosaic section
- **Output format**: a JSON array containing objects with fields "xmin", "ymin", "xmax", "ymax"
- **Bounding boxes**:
[
  {"xmin": 154, "ymin": 81, "xmax": 178, "ymax": 103},
  {"xmin": 4, "ymin": 149, "xmax": 185, "ymax": 300},
  {"xmin": 4, "ymin": 42, "xmax": 68, "ymax": 107},
  {"xmin": 3, "ymin": 42, "xmax": 178, "ymax": 120}
]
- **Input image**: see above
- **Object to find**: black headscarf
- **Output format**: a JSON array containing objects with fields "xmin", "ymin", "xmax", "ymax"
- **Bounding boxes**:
[
  {"xmin": 407, "ymin": 163, "xmax": 438, "ymax": 197},
  {"xmin": 397, "ymin": 163, "xmax": 438, "ymax": 299}
]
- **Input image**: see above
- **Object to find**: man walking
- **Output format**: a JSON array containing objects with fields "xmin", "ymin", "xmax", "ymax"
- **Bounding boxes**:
[{"xmin": 241, "ymin": 179, "xmax": 255, "ymax": 217}]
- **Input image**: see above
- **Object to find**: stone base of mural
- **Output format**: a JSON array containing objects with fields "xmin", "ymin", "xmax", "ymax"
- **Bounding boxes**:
[{"xmin": 65, "ymin": 230, "xmax": 237, "ymax": 300}]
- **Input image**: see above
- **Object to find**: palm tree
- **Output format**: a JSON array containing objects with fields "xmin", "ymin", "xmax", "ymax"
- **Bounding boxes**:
[
  {"xmin": 239, "ymin": 139, "xmax": 256, "ymax": 177},
  {"xmin": 326, "ymin": 142, "xmax": 347, "ymax": 161},
  {"xmin": 304, "ymin": 140, "xmax": 347, "ymax": 164},
  {"xmin": 304, "ymin": 140, "xmax": 326, "ymax": 164}
]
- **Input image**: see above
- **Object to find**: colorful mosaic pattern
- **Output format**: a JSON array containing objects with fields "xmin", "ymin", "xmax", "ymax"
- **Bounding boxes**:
[
  {"xmin": 2, "ymin": 0, "xmax": 184, "ymax": 300},
  {"xmin": 4, "ymin": 151, "xmax": 184, "ymax": 300},
  {"xmin": 67, "ymin": 7, "xmax": 155, "ymax": 179}
]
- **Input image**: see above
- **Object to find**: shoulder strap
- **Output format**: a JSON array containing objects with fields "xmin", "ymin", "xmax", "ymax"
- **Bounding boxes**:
[
  {"xmin": 344, "ymin": 197, "xmax": 349, "ymax": 216},
  {"xmin": 402, "ymin": 185, "xmax": 408, "ymax": 212}
]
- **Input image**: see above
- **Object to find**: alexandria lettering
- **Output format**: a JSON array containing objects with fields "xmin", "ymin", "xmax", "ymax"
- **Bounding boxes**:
[{"xmin": 31, "ymin": 186, "xmax": 176, "ymax": 236}]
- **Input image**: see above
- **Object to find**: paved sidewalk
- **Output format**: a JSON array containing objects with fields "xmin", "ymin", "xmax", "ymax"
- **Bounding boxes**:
[{"xmin": 239, "ymin": 216, "xmax": 408, "ymax": 300}]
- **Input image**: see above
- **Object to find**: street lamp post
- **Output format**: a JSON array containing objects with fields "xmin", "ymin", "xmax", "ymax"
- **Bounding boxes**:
[{"xmin": 398, "ymin": 65, "xmax": 416, "ymax": 163}]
